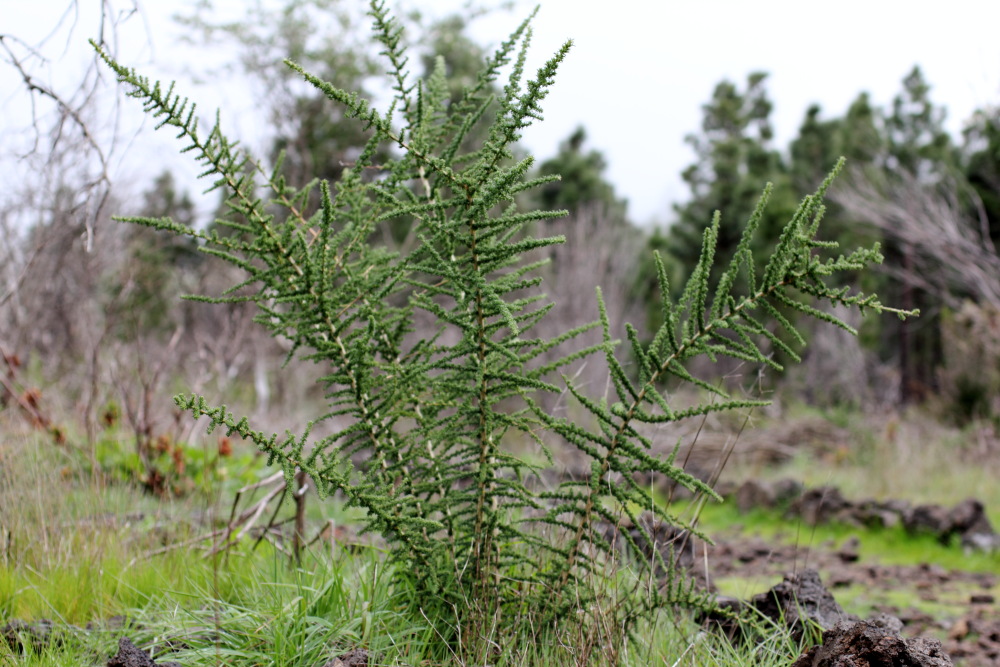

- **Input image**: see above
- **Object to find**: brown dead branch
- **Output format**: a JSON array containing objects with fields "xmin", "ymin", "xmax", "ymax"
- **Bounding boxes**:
[{"xmin": 832, "ymin": 169, "xmax": 1000, "ymax": 310}]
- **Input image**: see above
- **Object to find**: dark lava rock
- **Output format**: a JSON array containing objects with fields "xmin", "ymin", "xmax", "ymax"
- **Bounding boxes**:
[
  {"xmin": 772, "ymin": 478, "xmax": 805, "ymax": 507},
  {"xmin": 791, "ymin": 487, "xmax": 850, "ymax": 526},
  {"xmin": 852, "ymin": 499, "xmax": 904, "ymax": 529},
  {"xmin": 722, "ymin": 480, "xmax": 1000, "ymax": 554},
  {"xmin": 735, "ymin": 479, "xmax": 775, "ymax": 513},
  {"xmin": 107, "ymin": 637, "xmax": 181, "ymax": 667},
  {"xmin": 947, "ymin": 499, "xmax": 993, "ymax": 536},
  {"xmin": 651, "ymin": 463, "xmax": 715, "ymax": 501},
  {"xmin": 868, "ymin": 612, "xmax": 904, "ymax": 634},
  {"xmin": 904, "ymin": 503, "xmax": 953, "ymax": 540},
  {"xmin": 791, "ymin": 617, "xmax": 953, "ymax": 666},
  {"xmin": 602, "ymin": 514, "xmax": 699, "ymax": 572},
  {"xmin": 703, "ymin": 570, "xmax": 855, "ymax": 644},
  {"xmin": 750, "ymin": 570, "xmax": 854, "ymax": 641},
  {"xmin": 948, "ymin": 498, "xmax": 1000, "ymax": 552},
  {"xmin": 2, "ymin": 619, "xmax": 59, "ymax": 653},
  {"xmin": 322, "ymin": 648, "xmax": 369, "ymax": 667}
]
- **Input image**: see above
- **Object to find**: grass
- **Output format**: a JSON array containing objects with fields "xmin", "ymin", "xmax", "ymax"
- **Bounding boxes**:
[
  {"xmin": 674, "ymin": 416, "xmax": 1000, "ymax": 637},
  {"xmin": 1, "ymin": 549, "xmax": 414, "ymax": 666},
  {"xmin": 1, "ymin": 543, "xmax": 806, "ymax": 665},
  {"xmin": 699, "ymin": 502, "xmax": 1000, "ymax": 623},
  {"xmin": 0, "ymin": 422, "xmax": 424, "ymax": 664},
  {"xmin": 688, "ymin": 502, "xmax": 1000, "ymax": 575},
  {"xmin": 4, "ymin": 403, "xmax": 998, "ymax": 665},
  {"xmin": 1, "ymin": 419, "xmax": 814, "ymax": 665},
  {"xmin": 722, "ymin": 403, "xmax": 1000, "ymax": 526}
]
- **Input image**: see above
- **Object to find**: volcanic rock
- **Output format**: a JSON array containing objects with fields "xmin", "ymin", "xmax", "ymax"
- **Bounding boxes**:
[{"xmin": 791, "ymin": 617, "xmax": 953, "ymax": 666}]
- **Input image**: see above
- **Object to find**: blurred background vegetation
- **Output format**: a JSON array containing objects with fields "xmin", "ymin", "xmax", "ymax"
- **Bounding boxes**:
[{"xmin": 2, "ymin": 0, "xmax": 999, "ymax": 496}]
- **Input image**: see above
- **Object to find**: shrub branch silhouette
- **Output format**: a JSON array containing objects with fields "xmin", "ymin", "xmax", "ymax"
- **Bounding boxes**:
[{"xmin": 94, "ymin": 1, "xmax": 914, "ymax": 652}]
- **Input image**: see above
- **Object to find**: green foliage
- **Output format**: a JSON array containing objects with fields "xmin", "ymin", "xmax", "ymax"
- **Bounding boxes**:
[
  {"xmin": 788, "ymin": 95, "xmax": 886, "ymax": 254},
  {"xmin": 790, "ymin": 93, "xmax": 885, "ymax": 194},
  {"xmin": 534, "ymin": 126, "xmax": 626, "ymax": 216},
  {"xmin": 784, "ymin": 71, "xmax": 965, "ymax": 404},
  {"xmin": 964, "ymin": 107, "xmax": 1000, "ymax": 245},
  {"xmin": 887, "ymin": 66, "xmax": 957, "ymax": 175},
  {"xmin": 90, "ymin": 426, "xmax": 262, "ymax": 496},
  {"xmin": 787, "ymin": 97, "xmax": 887, "ymax": 360},
  {"xmin": 670, "ymin": 73, "xmax": 798, "ymax": 286},
  {"xmin": 93, "ymin": 2, "xmax": 911, "ymax": 656},
  {"xmin": 105, "ymin": 171, "xmax": 200, "ymax": 337}
]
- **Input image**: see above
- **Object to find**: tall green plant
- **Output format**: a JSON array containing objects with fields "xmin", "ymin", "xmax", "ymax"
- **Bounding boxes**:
[{"xmin": 94, "ymin": 1, "xmax": 912, "ymax": 657}]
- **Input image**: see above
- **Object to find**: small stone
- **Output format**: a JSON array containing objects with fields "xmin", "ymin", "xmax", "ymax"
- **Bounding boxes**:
[
  {"xmin": 322, "ymin": 648, "xmax": 369, "ymax": 667},
  {"xmin": 747, "ymin": 569, "xmax": 852, "ymax": 641},
  {"xmin": 107, "ymin": 637, "xmax": 157, "ymax": 667},
  {"xmin": 734, "ymin": 479, "xmax": 775, "ymax": 514},
  {"xmin": 837, "ymin": 536, "xmax": 860, "ymax": 562},
  {"xmin": 949, "ymin": 617, "xmax": 970, "ymax": 641}
]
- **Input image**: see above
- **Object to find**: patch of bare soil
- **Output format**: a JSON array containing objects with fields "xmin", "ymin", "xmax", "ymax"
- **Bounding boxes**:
[
  {"xmin": 691, "ymin": 530, "xmax": 999, "ymax": 665},
  {"xmin": 107, "ymin": 637, "xmax": 181, "ymax": 667}
]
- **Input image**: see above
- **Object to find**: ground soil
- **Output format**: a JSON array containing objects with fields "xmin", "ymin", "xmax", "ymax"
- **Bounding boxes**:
[
  {"xmin": 4, "ymin": 508, "xmax": 997, "ymax": 665},
  {"xmin": 693, "ymin": 529, "xmax": 1000, "ymax": 666}
]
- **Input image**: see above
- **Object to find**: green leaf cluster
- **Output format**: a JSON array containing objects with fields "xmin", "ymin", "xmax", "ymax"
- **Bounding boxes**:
[{"xmin": 92, "ymin": 1, "xmax": 913, "ymax": 655}]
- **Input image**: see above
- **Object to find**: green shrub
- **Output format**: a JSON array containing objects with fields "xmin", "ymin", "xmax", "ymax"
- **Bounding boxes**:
[
  {"xmin": 87, "ymin": 401, "xmax": 263, "ymax": 496},
  {"xmin": 94, "ymin": 1, "xmax": 912, "ymax": 659}
]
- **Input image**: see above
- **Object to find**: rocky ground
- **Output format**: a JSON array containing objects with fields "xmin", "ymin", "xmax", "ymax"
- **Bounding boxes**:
[
  {"xmin": 666, "ymin": 477, "xmax": 1000, "ymax": 666},
  {"xmin": 4, "ymin": 518, "xmax": 998, "ymax": 666},
  {"xmin": 697, "ymin": 532, "xmax": 999, "ymax": 665},
  {"xmin": 4, "ymin": 463, "xmax": 999, "ymax": 665}
]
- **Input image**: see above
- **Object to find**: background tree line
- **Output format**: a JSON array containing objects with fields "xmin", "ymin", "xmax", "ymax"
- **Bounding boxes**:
[
  {"xmin": 660, "ymin": 66, "xmax": 1000, "ymax": 418},
  {"xmin": 3, "ymin": 0, "xmax": 1000, "ymax": 469}
]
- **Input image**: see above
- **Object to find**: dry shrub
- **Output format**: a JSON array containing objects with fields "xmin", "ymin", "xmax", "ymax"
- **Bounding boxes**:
[{"xmin": 938, "ymin": 301, "xmax": 1000, "ymax": 422}]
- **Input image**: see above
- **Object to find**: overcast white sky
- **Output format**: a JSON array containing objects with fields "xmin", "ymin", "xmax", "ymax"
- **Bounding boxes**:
[{"xmin": 3, "ymin": 0, "xmax": 1000, "ymax": 226}]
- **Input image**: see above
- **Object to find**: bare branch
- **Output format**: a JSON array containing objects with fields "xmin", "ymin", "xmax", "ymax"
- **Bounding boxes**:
[{"xmin": 833, "ymin": 168, "xmax": 1000, "ymax": 309}]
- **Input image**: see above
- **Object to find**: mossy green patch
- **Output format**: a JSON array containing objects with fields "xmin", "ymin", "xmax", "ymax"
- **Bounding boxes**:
[
  {"xmin": 685, "ymin": 500, "xmax": 1000, "ymax": 575},
  {"xmin": 0, "ymin": 542, "xmax": 291, "ymax": 624}
]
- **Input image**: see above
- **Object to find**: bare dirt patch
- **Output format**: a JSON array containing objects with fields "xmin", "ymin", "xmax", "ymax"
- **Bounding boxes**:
[{"xmin": 692, "ymin": 529, "xmax": 1000, "ymax": 665}]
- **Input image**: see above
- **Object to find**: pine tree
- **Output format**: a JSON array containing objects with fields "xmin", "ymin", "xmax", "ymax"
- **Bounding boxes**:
[
  {"xmin": 669, "ymin": 73, "xmax": 796, "ymax": 286},
  {"xmin": 963, "ymin": 107, "xmax": 1000, "ymax": 246},
  {"xmin": 838, "ymin": 92, "xmax": 885, "ymax": 167},
  {"xmin": 107, "ymin": 172, "xmax": 201, "ymax": 337},
  {"xmin": 887, "ymin": 66, "xmax": 956, "ymax": 176},
  {"xmin": 534, "ymin": 126, "xmax": 626, "ymax": 217},
  {"xmin": 788, "ymin": 96, "xmax": 889, "ymax": 256},
  {"xmin": 884, "ymin": 66, "xmax": 956, "ymax": 401},
  {"xmin": 790, "ymin": 105, "xmax": 841, "ymax": 193}
]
